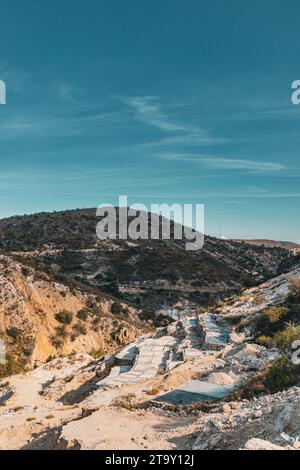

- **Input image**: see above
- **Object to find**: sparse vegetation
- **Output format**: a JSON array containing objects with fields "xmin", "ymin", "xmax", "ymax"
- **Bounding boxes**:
[
  {"xmin": 274, "ymin": 323, "xmax": 300, "ymax": 352},
  {"xmin": 264, "ymin": 356, "xmax": 300, "ymax": 393},
  {"xmin": 50, "ymin": 337, "xmax": 63, "ymax": 349},
  {"xmin": 55, "ymin": 326, "xmax": 68, "ymax": 339},
  {"xmin": 21, "ymin": 266, "xmax": 31, "ymax": 277},
  {"xmin": 76, "ymin": 308, "xmax": 90, "ymax": 321},
  {"xmin": 146, "ymin": 385, "xmax": 161, "ymax": 395},
  {"xmin": 46, "ymin": 355, "xmax": 56, "ymax": 363},
  {"xmin": 289, "ymin": 276, "xmax": 300, "ymax": 301},
  {"xmin": 231, "ymin": 355, "xmax": 300, "ymax": 399},
  {"xmin": 55, "ymin": 310, "xmax": 73, "ymax": 325},
  {"xmin": 255, "ymin": 306, "xmax": 289, "ymax": 338},
  {"xmin": 113, "ymin": 393, "xmax": 137, "ymax": 410},
  {"xmin": 256, "ymin": 335, "xmax": 273, "ymax": 347},
  {"xmin": 89, "ymin": 347, "xmax": 107, "ymax": 359},
  {"xmin": 252, "ymin": 295, "xmax": 266, "ymax": 304},
  {"xmin": 0, "ymin": 353, "xmax": 24, "ymax": 379},
  {"xmin": 111, "ymin": 302, "xmax": 123, "ymax": 314},
  {"xmin": 6, "ymin": 327, "xmax": 21, "ymax": 341},
  {"xmin": 72, "ymin": 322, "xmax": 87, "ymax": 336}
]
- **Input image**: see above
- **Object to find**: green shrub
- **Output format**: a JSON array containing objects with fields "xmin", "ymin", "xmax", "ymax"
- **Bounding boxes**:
[
  {"xmin": 255, "ymin": 306, "xmax": 289, "ymax": 336},
  {"xmin": 90, "ymin": 347, "xmax": 107, "ymax": 359},
  {"xmin": 264, "ymin": 306, "xmax": 289, "ymax": 323},
  {"xmin": 252, "ymin": 295, "xmax": 266, "ymax": 304},
  {"xmin": 55, "ymin": 310, "xmax": 73, "ymax": 325},
  {"xmin": 289, "ymin": 277, "xmax": 300, "ymax": 300},
  {"xmin": 0, "ymin": 353, "xmax": 24, "ymax": 379},
  {"xmin": 55, "ymin": 326, "xmax": 68, "ymax": 339},
  {"xmin": 50, "ymin": 337, "xmax": 63, "ymax": 349},
  {"xmin": 111, "ymin": 302, "xmax": 123, "ymax": 314},
  {"xmin": 21, "ymin": 266, "xmax": 30, "ymax": 277},
  {"xmin": 274, "ymin": 323, "xmax": 300, "ymax": 352},
  {"xmin": 230, "ymin": 355, "xmax": 300, "ymax": 399},
  {"xmin": 113, "ymin": 393, "xmax": 137, "ymax": 410},
  {"xmin": 6, "ymin": 327, "xmax": 21, "ymax": 341},
  {"xmin": 257, "ymin": 335, "xmax": 273, "ymax": 347},
  {"xmin": 73, "ymin": 322, "xmax": 87, "ymax": 335},
  {"xmin": 264, "ymin": 356, "xmax": 300, "ymax": 393},
  {"xmin": 46, "ymin": 355, "xmax": 56, "ymax": 363},
  {"xmin": 76, "ymin": 308, "xmax": 90, "ymax": 321}
]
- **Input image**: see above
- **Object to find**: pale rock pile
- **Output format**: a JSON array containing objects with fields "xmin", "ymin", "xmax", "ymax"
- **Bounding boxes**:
[
  {"xmin": 190, "ymin": 387, "xmax": 300, "ymax": 450},
  {"xmin": 221, "ymin": 343, "xmax": 280, "ymax": 372}
]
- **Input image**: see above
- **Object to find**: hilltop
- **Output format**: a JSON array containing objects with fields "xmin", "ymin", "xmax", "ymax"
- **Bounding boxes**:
[
  {"xmin": 234, "ymin": 239, "xmax": 300, "ymax": 250},
  {"xmin": 0, "ymin": 209, "xmax": 290, "ymax": 311}
]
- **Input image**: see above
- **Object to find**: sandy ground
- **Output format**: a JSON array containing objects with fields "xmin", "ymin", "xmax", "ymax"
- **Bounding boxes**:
[{"xmin": 0, "ymin": 346, "xmax": 218, "ymax": 450}]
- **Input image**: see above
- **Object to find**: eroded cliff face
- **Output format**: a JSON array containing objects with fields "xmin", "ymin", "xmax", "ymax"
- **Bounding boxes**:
[{"xmin": 0, "ymin": 254, "xmax": 145, "ymax": 368}]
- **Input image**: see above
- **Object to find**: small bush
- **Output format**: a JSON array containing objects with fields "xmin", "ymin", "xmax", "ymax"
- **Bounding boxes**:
[
  {"xmin": 257, "ymin": 335, "xmax": 273, "ymax": 347},
  {"xmin": 274, "ymin": 323, "xmax": 300, "ymax": 352},
  {"xmin": 289, "ymin": 277, "xmax": 300, "ymax": 302},
  {"xmin": 0, "ymin": 354, "xmax": 24, "ymax": 379},
  {"xmin": 255, "ymin": 306, "xmax": 289, "ymax": 336},
  {"xmin": 21, "ymin": 266, "xmax": 30, "ymax": 277},
  {"xmin": 76, "ymin": 308, "xmax": 90, "ymax": 321},
  {"xmin": 46, "ymin": 355, "xmax": 56, "ymax": 363},
  {"xmin": 252, "ymin": 295, "xmax": 266, "ymax": 304},
  {"xmin": 232, "ymin": 377, "xmax": 267, "ymax": 400},
  {"xmin": 146, "ymin": 385, "xmax": 161, "ymax": 396},
  {"xmin": 73, "ymin": 322, "xmax": 87, "ymax": 336},
  {"xmin": 113, "ymin": 393, "xmax": 137, "ymax": 410},
  {"xmin": 50, "ymin": 337, "xmax": 63, "ymax": 349},
  {"xmin": 264, "ymin": 306, "xmax": 289, "ymax": 323},
  {"xmin": 289, "ymin": 277, "xmax": 300, "ymax": 299},
  {"xmin": 111, "ymin": 302, "xmax": 123, "ymax": 314},
  {"xmin": 55, "ymin": 311, "xmax": 73, "ymax": 325},
  {"xmin": 89, "ymin": 348, "xmax": 107, "ymax": 359},
  {"xmin": 55, "ymin": 326, "xmax": 68, "ymax": 339},
  {"xmin": 6, "ymin": 327, "xmax": 21, "ymax": 340},
  {"xmin": 230, "ymin": 355, "xmax": 300, "ymax": 400},
  {"xmin": 264, "ymin": 356, "xmax": 300, "ymax": 393}
]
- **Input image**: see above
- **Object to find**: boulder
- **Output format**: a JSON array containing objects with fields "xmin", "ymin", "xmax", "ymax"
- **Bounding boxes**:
[{"xmin": 243, "ymin": 438, "xmax": 289, "ymax": 450}]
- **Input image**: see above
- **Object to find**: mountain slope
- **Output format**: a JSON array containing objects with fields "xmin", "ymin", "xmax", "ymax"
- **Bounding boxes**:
[
  {"xmin": 0, "ymin": 209, "xmax": 290, "ymax": 310},
  {"xmin": 234, "ymin": 239, "xmax": 300, "ymax": 250},
  {"xmin": 0, "ymin": 254, "xmax": 147, "ymax": 370}
]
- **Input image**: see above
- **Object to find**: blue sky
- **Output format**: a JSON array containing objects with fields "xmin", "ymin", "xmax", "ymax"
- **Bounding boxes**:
[{"xmin": 1, "ymin": 0, "xmax": 300, "ymax": 241}]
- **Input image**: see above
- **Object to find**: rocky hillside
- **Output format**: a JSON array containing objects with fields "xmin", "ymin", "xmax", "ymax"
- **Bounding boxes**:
[
  {"xmin": 0, "ymin": 209, "xmax": 290, "ymax": 310},
  {"xmin": 234, "ymin": 239, "xmax": 300, "ymax": 250},
  {"xmin": 0, "ymin": 254, "xmax": 148, "ymax": 372},
  {"xmin": 0, "ymin": 264, "xmax": 299, "ymax": 450}
]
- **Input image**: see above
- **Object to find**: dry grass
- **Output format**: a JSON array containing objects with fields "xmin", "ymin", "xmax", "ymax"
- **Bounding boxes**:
[
  {"xmin": 289, "ymin": 277, "xmax": 300, "ymax": 298},
  {"xmin": 113, "ymin": 393, "xmax": 137, "ymax": 410}
]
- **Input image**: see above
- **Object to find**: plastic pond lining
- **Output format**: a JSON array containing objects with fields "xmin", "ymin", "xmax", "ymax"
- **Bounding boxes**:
[{"xmin": 154, "ymin": 380, "xmax": 236, "ymax": 405}]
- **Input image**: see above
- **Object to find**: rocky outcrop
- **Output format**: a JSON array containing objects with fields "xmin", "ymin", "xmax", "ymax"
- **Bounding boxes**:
[
  {"xmin": 0, "ymin": 255, "xmax": 145, "ymax": 367},
  {"xmin": 242, "ymin": 438, "xmax": 291, "ymax": 450},
  {"xmin": 190, "ymin": 387, "xmax": 300, "ymax": 450}
]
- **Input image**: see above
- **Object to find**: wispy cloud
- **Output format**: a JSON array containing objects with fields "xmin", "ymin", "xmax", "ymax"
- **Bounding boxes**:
[
  {"xmin": 122, "ymin": 95, "xmax": 188, "ymax": 132},
  {"xmin": 159, "ymin": 153, "xmax": 287, "ymax": 173},
  {"xmin": 121, "ymin": 95, "xmax": 224, "ymax": 146},
  {"xmin": 0, "ymin": 110, "xmax": 129, "ymax": 139},
  {"xmin": 142, "ymin": 133, "xmax": 226, "ymax": 147}
]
